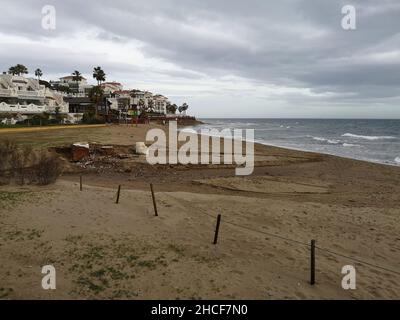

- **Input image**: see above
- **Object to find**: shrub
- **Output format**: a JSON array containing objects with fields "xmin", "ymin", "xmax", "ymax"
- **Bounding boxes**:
[
  {"xmin": 11, "ymin": 145, "xmax": 36, "ymax": 185},
  {"xmin": 0, "ymin": 141, "xmax": 62, "ymax": 185},
  {"xmin": 0, "ymin": 140, "xmax": 17, "ymax": 171},
  {"xmin": 82, "ymin": 112, "xmax": 105, "ymax": 124},
  {"xmin": 34, "ymin": 152, "xmax": 62, "ymax": 185}
]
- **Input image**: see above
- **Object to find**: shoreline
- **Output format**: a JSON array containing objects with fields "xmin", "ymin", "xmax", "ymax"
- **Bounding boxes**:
[
  {"xmin": 191, "ymin": 121, "xmax": 400, "ymax": 168},
  {"xmin": 255, "ymin": 140, "xmax": 400, "ymax": 169}
]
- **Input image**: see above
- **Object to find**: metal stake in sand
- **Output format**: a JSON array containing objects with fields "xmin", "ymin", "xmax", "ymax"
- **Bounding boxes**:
[
  {"xmin": 80, "ymin": 175, "xmax": 82, "ymax": 191},
  {"xmin": 213, "ymin": 214, "xmax": 222, "ymax": 245},
  {"xmin": 310, "ymin": 239, "xmax": 316, "ymax": 285},
  {"xmin": 116, "ymin": 185, "xmax": 121, "ymax": 204},
  {"xmin": 150, "ymin": 183, "xmax": 158, "ymax": 216}
]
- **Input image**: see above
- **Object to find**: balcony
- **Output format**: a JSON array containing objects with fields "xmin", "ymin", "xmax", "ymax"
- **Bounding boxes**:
[
  {"xmin": 0, "ymin": 102, "xmax": 47, "ymax": 113},
  {"xmin": 0, "ymin": 88, "xmax": 45, "ymax": 98},
  {"xmin": 0, "ymin": 88, "xmax": 13, "ymax": 96},
  {"xmin": 18, "ymin": 90, "xmax": 43, "ymax": 97}
]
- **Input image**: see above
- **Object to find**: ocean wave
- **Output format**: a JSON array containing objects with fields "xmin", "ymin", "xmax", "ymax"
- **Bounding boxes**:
[
  {"xmin": 342, "ymin": 133, "xmax": 396, "ymax": 140},
  {"xmin": 312, "ymin": 137, "xmax": 340, "ymax": 144},
  {"xmin": 343, "ymin": 143, "xmax": 361, "ymax": 147},
  {"xmin": 395, "ymin": 157, "xmax": 400, "ymax": 164}
]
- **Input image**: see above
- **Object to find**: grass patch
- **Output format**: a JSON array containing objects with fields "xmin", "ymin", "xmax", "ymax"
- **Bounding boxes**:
[
  {"xmin": 2, "ymin": 227, "xmax": 43, "ymax": 242},
  {"xmin": 0, "ymin": 191, "xmax": 30, "ymax": 209},
  {"xmin": 64, "ymin": 234, "xmax": 169, "ymax": 298}
]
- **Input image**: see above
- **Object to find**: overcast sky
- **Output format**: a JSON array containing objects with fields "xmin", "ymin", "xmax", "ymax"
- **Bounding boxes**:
[{"xmin": 1, "ymin": 0, "xmax": 400, "ymax": 118}]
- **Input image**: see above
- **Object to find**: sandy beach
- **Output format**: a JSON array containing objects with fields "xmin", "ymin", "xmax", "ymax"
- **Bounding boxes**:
[{"xmin": 1, "ymin": 123, "xmax": 400, "ymax": 299}]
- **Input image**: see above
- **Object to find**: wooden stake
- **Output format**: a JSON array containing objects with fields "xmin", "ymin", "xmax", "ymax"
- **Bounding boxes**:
[
  {"xmin": 310, "ymin": 239, "xmax": 316, "ymax": 285},
  {"xmin": 80, "ymin": 175, "xmax": 82, "ymax": 191},
  {"xmin": 116, "ymin": 185, "xmax": 121, "ymax": 204},
  {"xmin": 213, "ymin": 214, "xmax": 222, "ymax": 245},
  {"xmin": 150, "ymin": 183, "xmax": 158, "ymax": 216}
]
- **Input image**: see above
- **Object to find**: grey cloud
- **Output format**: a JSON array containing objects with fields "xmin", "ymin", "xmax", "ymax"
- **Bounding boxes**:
[{"xmin": 0, "ymin": 0, "xmax": 400, "ymax": 116}]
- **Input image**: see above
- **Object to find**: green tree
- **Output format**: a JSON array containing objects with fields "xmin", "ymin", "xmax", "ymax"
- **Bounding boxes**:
[
  {"xmin": 8, "ymin": 64, "xmax": 28, "ymax": 76},
  {"xmin": 71, "ymin": 71, "xmax": 83, "ymax": 96},
  {"xmin": 57, "ymin": 85, "xmax": 71, "ymax": 94},
  {"xmin": 148, "ymin": 99, "xmax": 154, "ymax": 112},
  {"xmin": 166, "ymin": 103, "xmax": 177, "ymax": 114},
  {"xmin": 72, "ymin": 70, "xmax": 83, "ymax": 84},
  {"xmin": 54, "ymin": 106, "xmax": 65, "ymax": 124},
  {"xmin": 92, "ymin": 66, "xmax": 106, "ymax": 85},
  {"xmin": 88, "ymin": 85, "xmax": 104, "ymax": 118},
  {"xmin": 35, "ymin": 68, "xmax": 43, "ymax": 81},
  {"xmin": 8, "ymin": 66, "xmax": 18, "ymax": 75},
  {"xmin": 178, "ymin": 103, "xmax": 189, "ymax": 115},
  {"xmin": 32, "ymin": 112, "xmax": 49, "ymax": 126},
  {"xmin": 138, "ymin": 98, "xmax": 148, "ymax": 115}
]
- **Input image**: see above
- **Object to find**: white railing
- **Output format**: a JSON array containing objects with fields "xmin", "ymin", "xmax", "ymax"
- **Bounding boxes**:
[
  {"xmin": 0, "ymin": 102, "xmax": 46, "ymax": 114},
  {"xmin": 0, "ymin": 88, "xmax": 45, "ymax": 98},
  {"xmin": 0, "ymin": 102, "xmax": 68, "ymax": 113},
  {"xmin": 18, "ymin": 90, "xmax": 40, "ymax": 97},
  {"xmin": 0, "ymin": 88, "xmax": 13, "ymax": 96}
]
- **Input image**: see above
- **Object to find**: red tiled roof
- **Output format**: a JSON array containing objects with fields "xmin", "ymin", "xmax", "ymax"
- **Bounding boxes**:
[
  {"xmin": 60, "ymin": 75, "xmax": 87, "ymax": 80},
  {"xmin": 114, "ymin": 90, "xmax": 131, "ymax": 94},
  {"xmin": 101, "ymin": 82, "xmax": 122, "ymax": 86}
]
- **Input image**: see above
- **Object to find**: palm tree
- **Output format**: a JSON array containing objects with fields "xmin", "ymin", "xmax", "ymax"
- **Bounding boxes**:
[
  {"xmin": 88, "ymin": 85, "xmax": 104, "ymax": 118},
  {"xmin": 92, "ymin": 66, "xmax": 106, "ymax": 85},
  {"xmin": 138, "ymin": 98, "xmax": 147, "ymax": 115},
  {"xmin": 72, "ymin": 70, "xmax": 83, "ymax": 84},
  {"xmin": 148, "ymin": 99, "xmax": 154, "ymax": 112},
  {"xmin": 71, "ymin": 71, "xmax": 83, "ymax": 96},
  {"xmin": 35, "ymin": 68, "xmax": 43, "ymax": 81},
  {"xmin": 179, "ymin": 103, "xmax": 189, "ymax": 115},
  {"xmin": 166, "ymin": 103, "xmax": 177, "ymax": 114}
]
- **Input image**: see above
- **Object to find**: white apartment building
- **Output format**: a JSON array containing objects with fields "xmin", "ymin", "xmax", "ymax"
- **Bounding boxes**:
[
  {"xmin": 153, "ymin": 94, "xmax": 169, "ymax": 114},
  {"xmin": 51, "ymin": 75, "xmax": 93, "ymax": 97},
  {"xmin": 0, "ymin": 74, "xmax": 69, "ymax": 116}
]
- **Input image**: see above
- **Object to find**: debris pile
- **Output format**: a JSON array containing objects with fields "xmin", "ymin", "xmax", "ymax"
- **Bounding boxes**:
[{"xmin": 63, "ymin": 142, "xmax": 142, "ymax": 173}]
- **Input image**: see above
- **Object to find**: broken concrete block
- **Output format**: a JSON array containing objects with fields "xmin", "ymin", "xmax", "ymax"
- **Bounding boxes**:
[
  {"xmin": 135, "ymin": 142, "xmax": 148, "ymax": 155},
  {"xmin": 72, "ymin": 142, "xmax": 90, "ymax": 161}
]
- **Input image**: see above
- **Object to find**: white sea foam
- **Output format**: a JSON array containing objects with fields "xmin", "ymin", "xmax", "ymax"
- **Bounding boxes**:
[
  {"xmin": 312, "ymin": 137, "xmax": 340, "ymax": 144},
  {"xmin": 342, "ymin": 133, "xmax": 396, "ymax": 140},
  {"xmin": 395, "ymin": 157, "xmax": 400, "ymax": 164},
  {"xmin": 343, "ymin": 143, "xmax": 360, "ymax": 147}
]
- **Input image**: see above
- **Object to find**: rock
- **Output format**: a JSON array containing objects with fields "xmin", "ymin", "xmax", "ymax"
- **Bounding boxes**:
[
  {"xmin": 135, "ymin": 142, "xmax": 148, "ymax": 155},
  {"xmin": 100, "ymin": 146, "xmax": 114, "ymax": 156},
  {"xmin": 72, "ymin": 142, "xmax": 90, "ymax": 161}
]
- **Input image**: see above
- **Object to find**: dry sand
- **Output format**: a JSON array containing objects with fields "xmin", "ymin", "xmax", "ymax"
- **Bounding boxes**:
[{"xmin": 1, "ymin": 124, "xmax": 400, "ymax": 299}]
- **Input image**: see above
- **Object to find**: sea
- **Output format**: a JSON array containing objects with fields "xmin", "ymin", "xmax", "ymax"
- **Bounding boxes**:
[{"xmin": 191, "ymin": 119, "xmax": 400, "ymax": 167}]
